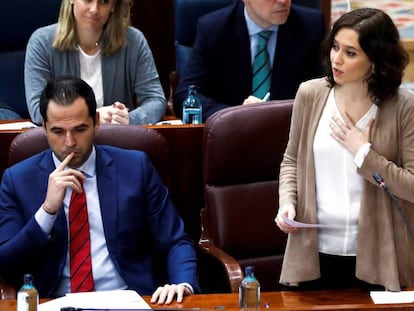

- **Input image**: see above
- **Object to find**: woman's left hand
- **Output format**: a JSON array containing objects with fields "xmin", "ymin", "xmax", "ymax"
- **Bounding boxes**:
[
  {"xmin": 111, "ymin": 101, "xmax": 130, "ymax": 125},
  {"xmin": 330, "ymin": 113, "xmax": 374, "ymax": 155}
]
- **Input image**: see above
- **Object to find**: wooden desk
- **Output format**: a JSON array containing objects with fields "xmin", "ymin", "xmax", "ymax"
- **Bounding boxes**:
[{"xmin": 2, "ymin": 290, "xmax": 414, "ymax": 310}]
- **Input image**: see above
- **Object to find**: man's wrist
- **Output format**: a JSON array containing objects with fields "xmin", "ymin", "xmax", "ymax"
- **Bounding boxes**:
[{"xmin": 41, "ymin": 203, "xmax": 57, "ymax": 215}]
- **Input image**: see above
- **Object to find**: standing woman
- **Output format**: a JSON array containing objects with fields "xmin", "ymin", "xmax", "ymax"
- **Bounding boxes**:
[
  {"xmin": 275, "ymin": 8, "xmax": 414, "ymax": 291},
  {"xmin": 25, "ymin": 0, "xmax": 166, "ymax": 125}
]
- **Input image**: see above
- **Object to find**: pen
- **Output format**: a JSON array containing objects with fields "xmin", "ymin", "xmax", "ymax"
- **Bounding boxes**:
[{"xmin": 262, "ymin": 92, "xmax": 270, "ymax": 102}]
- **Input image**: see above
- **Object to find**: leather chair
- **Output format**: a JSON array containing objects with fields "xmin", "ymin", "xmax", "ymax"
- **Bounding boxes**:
[
  {"xmin": 199, "ymin": 100, "xmax": 293, "ymax": 293},
  {"xmin": 1, "ymin": 124, "xmax": 171, "ymax": 298},
  {"xmin": 0, "ymin": 0, "xmax": 60, "ymax": 119}
]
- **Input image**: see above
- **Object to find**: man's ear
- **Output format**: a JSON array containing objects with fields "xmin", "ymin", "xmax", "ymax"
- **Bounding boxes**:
[
  {"xmin": 42, "ymin": 121, "xmax": 46, "ymax": 131},
  {"xmin": 95, "ymin": 112, "xmax": 100, "ymax": 128}
]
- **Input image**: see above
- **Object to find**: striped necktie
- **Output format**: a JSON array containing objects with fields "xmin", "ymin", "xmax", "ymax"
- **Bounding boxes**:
[
  {"xmin": 252, "ymin": 31, "xmax": 272, "ymax": 99},
  {"xmin": 69, "ymin": 179, "xmax": 95, "ymax": 292}
]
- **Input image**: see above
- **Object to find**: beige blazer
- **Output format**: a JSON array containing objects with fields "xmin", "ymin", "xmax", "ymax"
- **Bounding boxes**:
[{"xmin": 279, "ymin": 78, "xmax": 414, "ymax": 291}]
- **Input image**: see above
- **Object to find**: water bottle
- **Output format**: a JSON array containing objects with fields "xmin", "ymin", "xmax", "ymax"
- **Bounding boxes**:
[
  {"xmin": 182, "ymin": 85, "xmax": 202, "ymax": 124},
  {"xmin": 17, "ymin": 274, "xmax": 38, "ymax": 311},
  {"xmin": 239, "ymin": 266, "xmax": 260, "ymax": 309}
]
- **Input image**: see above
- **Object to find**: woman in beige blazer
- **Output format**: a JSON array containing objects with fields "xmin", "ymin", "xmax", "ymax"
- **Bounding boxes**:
[{"xmin": 276, "ymin": 8, "xmax": 414, "ymax": 291}]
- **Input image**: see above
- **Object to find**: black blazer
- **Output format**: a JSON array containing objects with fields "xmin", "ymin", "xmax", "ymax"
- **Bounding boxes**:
[{"xmin": 174, "ymin": 1, "xmax": 326, "ymax": 121}]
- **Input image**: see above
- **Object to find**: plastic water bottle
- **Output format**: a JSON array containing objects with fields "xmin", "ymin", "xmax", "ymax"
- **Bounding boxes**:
[
  {"xmin": 17, "ymin": 274, "xmax": 38, "ymax": 311},
  {"xmin": 182, "ymin": 85, "xmax": 202, "ymax": 124},
  {"xmin": 239, "ymin": 266, "xmax": 260, "ymax": 309}
]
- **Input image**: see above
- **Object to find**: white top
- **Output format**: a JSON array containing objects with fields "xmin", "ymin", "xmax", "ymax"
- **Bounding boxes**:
[
  {"xmin": 79, "ymin": 47, "xmax": 104, "ymax": 108},
  {"xmin": 313, "ymin": 88, "xmax": 377, "ymax": 256}
]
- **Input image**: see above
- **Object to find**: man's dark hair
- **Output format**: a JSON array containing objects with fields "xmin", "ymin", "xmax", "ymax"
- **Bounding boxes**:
[{"xmin": 39, "ymin": 76, "xmax": 97, "ymax": 123}]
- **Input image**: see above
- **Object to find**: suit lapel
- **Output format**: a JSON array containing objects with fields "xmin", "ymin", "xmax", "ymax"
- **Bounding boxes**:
[{"xmin": 95, "ymin": 146, "xmax": 118, "ymax": 248}]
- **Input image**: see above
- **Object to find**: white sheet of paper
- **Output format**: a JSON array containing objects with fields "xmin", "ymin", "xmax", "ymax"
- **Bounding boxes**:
[
  {"xmin": 38, "ymin": 289, "xmax": 151, "ymax": 311},
  {"xmin": 370, "ymin": 290, "xmax": 414, "ymax": 304},
  {"xmin": 281, "ymin": 216, "xmax": 344, "ymax": 229},
  {"xmin": 0, "ymin": 121, "xmax": 37, "ymax": 130},
  {"xmin": 155, "ymin": 119, "xmax": 184, "ymax": 125}
]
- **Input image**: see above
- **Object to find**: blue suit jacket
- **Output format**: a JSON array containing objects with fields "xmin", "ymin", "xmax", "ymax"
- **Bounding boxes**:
[
  {"xmin": 174, "ymin": 1, "xmax": 326, "ymax": 121},
  {"xmin": 0, "ymin": 145, "xmax": 200, "ymax": 297}
]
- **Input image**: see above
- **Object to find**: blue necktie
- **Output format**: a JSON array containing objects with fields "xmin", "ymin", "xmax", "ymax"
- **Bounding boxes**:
[{"xmin": 252, "ymin": 31, "xmax": 272, "ymax": 99}]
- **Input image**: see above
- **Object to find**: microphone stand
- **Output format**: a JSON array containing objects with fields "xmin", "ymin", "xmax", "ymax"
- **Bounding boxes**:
[{"xmin": 372, "ymin": 173, "xmax": 414, "ymax": 240}]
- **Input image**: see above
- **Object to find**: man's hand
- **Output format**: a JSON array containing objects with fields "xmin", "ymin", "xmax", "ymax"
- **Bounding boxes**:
[
  {"xmin": 42, "ymin": 152, "xmax": 85, "ymax": 215},
  {"xmin": 150, "ymin": 283, "xmax": 192, "ymax": 304},
  {"xmin": 242, "ymin": 95, "xmax": 264, "ymax": 105}
]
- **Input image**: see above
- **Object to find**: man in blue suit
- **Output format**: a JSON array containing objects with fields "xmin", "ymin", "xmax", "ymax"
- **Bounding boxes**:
[
  {"xmin": 0, "ymin": 76, "xmax": 199, "ymax": 303},
  {"xmin": 174, "ymin": 0, "xmax": 326, "ymax": 121}
]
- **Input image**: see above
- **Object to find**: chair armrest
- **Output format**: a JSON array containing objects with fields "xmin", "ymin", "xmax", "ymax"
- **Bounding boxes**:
[
  {"xmin": 0, "ymin": 276, "xmax": 16, "ymax": 299},
  {"xmin": 199, "ymin": 208, "xmax": 243, "ymax": 293}
]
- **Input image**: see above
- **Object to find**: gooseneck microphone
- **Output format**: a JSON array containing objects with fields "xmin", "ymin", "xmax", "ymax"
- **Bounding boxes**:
[{"xmin": 372, "ymin": 173, "xmax": 414, "ymax": 240}]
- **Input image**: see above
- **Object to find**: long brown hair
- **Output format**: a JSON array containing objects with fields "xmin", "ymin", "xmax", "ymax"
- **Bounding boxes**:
[{"xmin": 53, "ymin": 0, "xmax": 132, "ymax": 55}]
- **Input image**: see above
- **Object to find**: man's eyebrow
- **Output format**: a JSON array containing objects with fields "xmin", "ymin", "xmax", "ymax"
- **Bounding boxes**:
[{"xmin": 49, "ymin": 123, "xmax": 89, "ymax": 131}]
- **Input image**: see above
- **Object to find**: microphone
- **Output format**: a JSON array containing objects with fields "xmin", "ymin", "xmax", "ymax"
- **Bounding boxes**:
[{"xmin": 372, "ymin": 173, "xmax": 414, "ymax": 240}]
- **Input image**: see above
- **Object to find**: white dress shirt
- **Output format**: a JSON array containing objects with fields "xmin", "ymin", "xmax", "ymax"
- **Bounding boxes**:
[{"xmin": 79, "ymin": 47, "xmax": 104, "ymax": 108}]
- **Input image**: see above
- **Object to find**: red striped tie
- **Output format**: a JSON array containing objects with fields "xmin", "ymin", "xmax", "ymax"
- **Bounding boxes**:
[{"xmin": 69, "ymin": 179, "xmax": 95, "ymax": 292}]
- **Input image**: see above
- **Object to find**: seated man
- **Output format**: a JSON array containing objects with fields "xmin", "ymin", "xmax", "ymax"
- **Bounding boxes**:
[
  {"xmin": 174, "ymin": 0, "xmax": 326, "ymax": 121},
  {"xmin": 0, "ymin": 76, "xmax": 199, "ymax": 304}
]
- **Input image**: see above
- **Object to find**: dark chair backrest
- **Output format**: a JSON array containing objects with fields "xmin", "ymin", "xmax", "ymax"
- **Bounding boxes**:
[
  {"xmin": 200, "ymin": 100, "xmax": 293, "ymax": 292},
  {"xmin": 0, "ymin": 0, "xmax": 61, "ymax": 119},
  {"xmin": 8, "ymin": 125, "xmax": 171, "ymax": 188}
]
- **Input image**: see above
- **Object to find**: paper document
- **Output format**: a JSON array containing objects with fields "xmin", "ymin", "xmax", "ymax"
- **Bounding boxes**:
[
  {"xmin": 155, "ymin": 119, "xmax": 184, "ymax": 125},
  {"xmin": 39, "ymin": 290, "xmax": 151, "ymax": 311},
  {"xmin": 370, "ymin": 290, "xmax": 414, "ymax": 304},
  {"xmin": 281, "ymin": 216, "xmax": 344, "ymax": 229},
  {"xmin": 0, "ymin": 121, "xmax": 37, "ymax": 130}
]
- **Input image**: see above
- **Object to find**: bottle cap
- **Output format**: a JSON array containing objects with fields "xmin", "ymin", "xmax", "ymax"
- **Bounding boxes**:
[
  {"xmin": 245, "ymin": 266, "xmax": 254, "ymax": 274},
  {"xmin": 23, "ymin": 274, "xmax": 33, "ymax": 283}
]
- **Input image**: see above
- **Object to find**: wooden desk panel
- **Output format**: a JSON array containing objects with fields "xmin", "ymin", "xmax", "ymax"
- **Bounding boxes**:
[{"xmin": 2, "ymin": 291, "xmax": 414, "ymax": 310}]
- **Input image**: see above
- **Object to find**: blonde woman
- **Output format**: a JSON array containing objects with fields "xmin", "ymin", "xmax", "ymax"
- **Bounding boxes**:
[{"xmin": 25, "ymin": 0, "xmax": 166, "ymax": 125}]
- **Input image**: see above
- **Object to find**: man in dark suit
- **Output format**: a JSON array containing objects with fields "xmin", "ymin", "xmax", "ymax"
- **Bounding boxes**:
[
  {"xmin": 174, "ymin": 0, "xmax": 326, "ymax": 121},
  {"xmin": 0, "ymin": 76, "xmax": 199, "ymax": 303}
]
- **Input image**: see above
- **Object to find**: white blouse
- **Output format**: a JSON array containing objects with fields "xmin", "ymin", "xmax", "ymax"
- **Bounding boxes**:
[
  {"xmin": 313, "ymin": 88, "xmax": 377, "ymax": 256},
  {"xmin": 79, "ymin": 46, "xmax": 104, "ymax": 108}
]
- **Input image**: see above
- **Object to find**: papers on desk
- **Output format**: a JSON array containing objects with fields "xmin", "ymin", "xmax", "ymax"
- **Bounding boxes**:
[
  {"xmin": 155, "ymin": 119, "xmax": 183, "ymax": 125},
  {"xmin": 370, "ymin": 290, "xmax": 414, "ymax": 304},
  {"xmin": 0, "ymin": 121, "xmax": 37, "ymax": 130},
  {"xmin": 281, "ymin": 216, "xmax": 344, "ymax": 229},
  {"xmin": 39, "ymin": 290, "xmax": 151, "ymax": 311}
]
